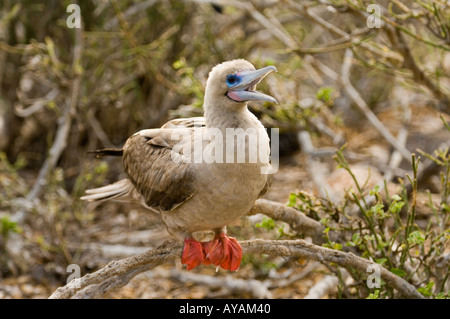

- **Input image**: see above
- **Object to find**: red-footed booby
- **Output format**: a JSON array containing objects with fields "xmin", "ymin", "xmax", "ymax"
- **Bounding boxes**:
[{"xmin": 82, "ymin": 59, "xmax": 277, "ymax": 271}]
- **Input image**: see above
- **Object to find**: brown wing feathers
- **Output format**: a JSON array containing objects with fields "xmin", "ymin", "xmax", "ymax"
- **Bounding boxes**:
[{"xmin": 122, "ymin": 133, "xmax": 196, "ymax": 212}]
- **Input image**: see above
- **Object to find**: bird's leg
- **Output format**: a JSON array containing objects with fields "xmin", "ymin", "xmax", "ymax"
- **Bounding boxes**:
[
  {"xmin": 181, "ymin": 236, "xmax": 207, "ymax": 270},
  {"xmin": 203, "ymin": 229, "xmax": 242, "ymax": 271}
]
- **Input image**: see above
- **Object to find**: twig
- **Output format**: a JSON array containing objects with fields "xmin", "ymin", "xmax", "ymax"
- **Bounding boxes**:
[
  {"xmin": 435, "ymin": 253, "xmax": 450, "ymax": 294},
  {"xmin": 266, "ymin": 261, "xmax": 320, "ymax": 289},
  {"xmin": 381, "ymin": 13, "xmax": 450, "ymax": 52},
  {"xmin": 297, "ymin": 130, "xmax": 338, "ymax": 202},
  {"xmin": 304, "ymin": 275, "xmax": 338, "ymax": 299},
  {"xmin": 86, "ymin": 108, "xmax": 114, "ymax": 148},
  {"xmin": 14, "ymin": 89, "xmax": 59, "ymax": 118},
  {"xmin": 341, "ymin": 49, "xmax": 411, "ymax": 162},
  {"xmin": 189, "ymin": 0, "xmax": 297, "ymax": 50},
  {"xmin": 407, "ymin": 142, "xmax": 450, "ymax": 197},
  {"xmin": 289, "ymin": 2, "xmax": 403, "ymax": 62},
  {"xmin": 104, "ymin": 0, "xmax": 158, "ymax": 30},
  {"xmin": 383, "ymin": 127, "xmax": 408, "ymax": 183},
  {"xmin": 303, "ymin": 268, "xmax": 350, "ymax": 299},
  {"xmin": 386, "ymin": 27, "xmax": 450, "ymax": 114},
  {"xmin": 49, "ymin": 239, "xmax": 424, "ymax": 299}
]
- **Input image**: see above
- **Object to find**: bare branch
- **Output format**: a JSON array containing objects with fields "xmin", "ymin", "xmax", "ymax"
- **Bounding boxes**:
[
  {"xmin": 341, "ymin": 49, "xmax": 411, "ymax": 162},
  {"xmin": 49, "ymin": 239, "xmax": 424, "ymax": 299},
  {"xmin": 304, "ymin": 268, "xmax": 350, "ymax": 299},
  {"xmin": 248, "ymin": 198, "xmax": 325, "ymax": 244},
  {"xmin": 386, "ymin": 27, "xmax": 450, "ymax": 114},
  {"xmin": 289, "ymin": 2, "xmax": 403, "ymax": 62},
  {"xmin": 49, "ymin": 242, "xmax": 181, "ymax": 299},
  {"xmin": 304, "ymin": 275, "xmax": 339, "ymax": 299},
  {"xmin": 297, "ymin": 130, "xmax": 338, "ymax": 202}
]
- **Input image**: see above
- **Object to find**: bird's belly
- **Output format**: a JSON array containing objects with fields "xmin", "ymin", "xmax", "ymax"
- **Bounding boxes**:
[{"xmin": 162, "ymin": 163, "xmax": 268, "ymax": 236}]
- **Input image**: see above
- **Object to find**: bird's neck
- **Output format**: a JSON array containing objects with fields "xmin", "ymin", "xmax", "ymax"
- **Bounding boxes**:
[
  {"xmin": 202, "ymin": 102, "xmax": 270, "ymax": 168},
  {"xmin": 204, "ymin": 103, "xmax": 259, "ymax": 130}
]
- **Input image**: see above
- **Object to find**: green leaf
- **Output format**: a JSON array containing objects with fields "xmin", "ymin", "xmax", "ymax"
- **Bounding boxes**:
[
  {"xmin": 367, "ymin": 289, "xmax": 380, "ymax": 299},
  {"xmin": 0, "ymin": 216, "xmax": 21, "ymax": 237},
  {"xmin": 390, "ymin": 268, "xmax": 407, "ymax": 277},
  {"xmin": 408, "ymin": 230, "xmax": 425, "ymax": 245},
  {"xmin": 375, "ymin": 258, "xmax": 388, "ymax": 266},
  {"xmin": 255, "ymin": 217, "xmax": 276, "ymax": 231},
  {"xmin": 352, "ymin": 233, "xmax": 362, "ymax": 245},
  {"xmin": 287, "ymin": 193, "xmax": 297, "ymax": 207},
  {"xmin": 320, "ymin": 217, "xmax": 330, "ymax": 226},
  {"xmin": 389, "ymin": 200, "xmax": 405, "ymax": 214},
  {"xmin": 417, "ymin": 282, "xmax": 434, "ymax": 297},
  {"xmin": 435, "ymin": 292, "xmax": 448, "ymax": 299},
  {"xmin": 316, "ymin": 86, "xmax": 334, "ymax": 102},
  {"xmin": 369, "ymin": 185, "xmax": 380, "ymax": 195},
  {"xmin": 370, "ymin": 203, "xmax": 386, "ymax": 218},
  {"xmin": 172, "ymin": 59, "xmax": 186, "ymax": 69},
  {"xmin": 345, "ymin": 241, "xmax": 355, "ymax": 247}
]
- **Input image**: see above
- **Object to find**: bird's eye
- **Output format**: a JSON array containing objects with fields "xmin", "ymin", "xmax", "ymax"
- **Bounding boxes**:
[{"xmin": 226, "ymin": 74, "xmax": 239, "ymax": 86}]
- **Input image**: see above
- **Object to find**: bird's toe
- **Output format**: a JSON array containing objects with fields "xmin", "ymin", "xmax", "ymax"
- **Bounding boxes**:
[
  {"xmin": 203, "ymin": 233, "xmax": 242, "ymax": 271},
  {"xmin": 181, "ymin": 237, "xmax": 206, "ymax": 270}
]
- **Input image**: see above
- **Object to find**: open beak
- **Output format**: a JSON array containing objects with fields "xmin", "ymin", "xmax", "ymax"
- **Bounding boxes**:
[{"xmin": 227, "ymin": 65, "xmax": 278, "ymax": 104}]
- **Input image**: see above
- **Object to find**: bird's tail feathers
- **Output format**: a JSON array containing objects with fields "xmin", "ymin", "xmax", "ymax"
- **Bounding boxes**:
[
  {"xmin": 81, "ymin": 179, "xmax": 134, "ymax": 202},
  {"xmin": 87, "ymin": 148, "xmax": 123, "ymax": 158}
]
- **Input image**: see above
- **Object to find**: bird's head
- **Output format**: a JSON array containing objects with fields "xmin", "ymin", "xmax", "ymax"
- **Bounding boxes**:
[{"xmin": 204, "ymin": 59, "xmax": 277, "ymax": 111}]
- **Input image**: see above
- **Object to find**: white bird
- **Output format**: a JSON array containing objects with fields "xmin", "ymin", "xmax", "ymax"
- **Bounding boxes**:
[{"xmin": 82, "ymin": 59, "xmax": 277, "ymax": 271}]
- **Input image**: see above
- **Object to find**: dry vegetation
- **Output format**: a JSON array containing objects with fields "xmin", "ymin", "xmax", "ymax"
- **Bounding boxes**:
[{"xmin": 0, "ymin": 0, "xmax": 449, "ymax": 299}]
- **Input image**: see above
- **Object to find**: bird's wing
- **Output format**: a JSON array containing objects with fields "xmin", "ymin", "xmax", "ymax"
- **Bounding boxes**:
[
  {"xmin": 161, "ymin": 117, "xmax": 205, "ymax": 129},
  {"xmin": 122, "ymin": 127, "xmax": 198, "ymax": 212}
]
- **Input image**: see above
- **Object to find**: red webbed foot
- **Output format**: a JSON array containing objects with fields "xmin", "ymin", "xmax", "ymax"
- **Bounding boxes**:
[
  {"xmin": 181, "ymin": 237, "xmax": 207, "ymax": 270},
  {"xmin": 203, "ymin": 233, "xmax": 243, "ymax": 271}
]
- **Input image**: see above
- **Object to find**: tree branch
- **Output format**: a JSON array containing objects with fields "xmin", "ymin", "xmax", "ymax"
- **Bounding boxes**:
[
  {"xmin": 49, "ymin": 239, "xmax": 424, "ymax": 299},
  {"xmin": 249, "ymin": 198, "xmax": 325, "ymax": 244},
  {"xmin": 386, "ymin": 27, "xmax": 450, "ymax": 114}
]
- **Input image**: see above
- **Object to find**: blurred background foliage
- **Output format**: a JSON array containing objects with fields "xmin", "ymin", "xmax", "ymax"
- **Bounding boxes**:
[{"xmin": 0, "ymin": 0, "xmax": 449, "ymax": 298}]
